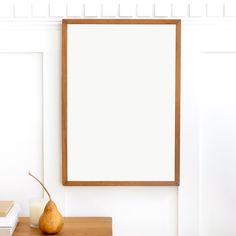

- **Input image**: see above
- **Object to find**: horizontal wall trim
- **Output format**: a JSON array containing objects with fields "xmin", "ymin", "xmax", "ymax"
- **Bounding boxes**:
[
  {"xmin": 1, "ymin": 19, "xmax": 236, "ymax": 28},
  {"xmin": 0, "ymin": 3, "xmax": 235, "ymax": 19}
]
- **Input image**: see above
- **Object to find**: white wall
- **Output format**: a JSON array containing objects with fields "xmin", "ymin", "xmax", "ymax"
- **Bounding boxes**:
[
  {"xmin": 198, "ymin": 25, "xmax": 236, "ymax": 236},
  {"xmin": 0, "ymin": 53, "xmax": 43, "ymax": 214},
  {"xmin": 200, "ymin": 53, "xmax": 236, "ymax": 236},
  {"xmin": 0, "ymin": 2, "xmax": 236, "ymax": 236}
]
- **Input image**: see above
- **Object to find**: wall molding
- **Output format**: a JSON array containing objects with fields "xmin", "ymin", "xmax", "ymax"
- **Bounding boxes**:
[
  {"xmin": 1, "ymin": 18, "xmax": 236, "ymax": 28},
  {"xmin": 0, "ymin": 3, "xmax": 235, "ymax": 20}
]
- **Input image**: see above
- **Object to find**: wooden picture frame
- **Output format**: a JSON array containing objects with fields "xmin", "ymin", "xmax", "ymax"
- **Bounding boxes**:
[{"xmin": 62, "ymin": 19, "xmax": 181, "ymax": 186}]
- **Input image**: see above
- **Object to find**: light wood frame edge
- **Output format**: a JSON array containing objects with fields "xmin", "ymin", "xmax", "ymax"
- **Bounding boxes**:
[
  {"xmin": 62, "ymin": 19, "xmax": 181, "ymax": 186},
  {"xmin": 62, "ymin": 20, "xmax": 68, "ymax": 185}
]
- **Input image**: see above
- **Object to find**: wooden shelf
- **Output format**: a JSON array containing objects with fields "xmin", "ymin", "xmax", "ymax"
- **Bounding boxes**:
[{"xmin": 13, "ymin": 217, "xmax": 112, "ymax": 236}]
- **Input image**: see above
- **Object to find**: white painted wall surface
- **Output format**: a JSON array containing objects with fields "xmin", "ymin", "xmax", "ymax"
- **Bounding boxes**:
[
  {"xmin": 0, "ymin": 2, "xmax": 235, "ymax": 236},
  {"xmin": 200, "ymin": 53, "xmax": 236, "ymax": 236},
  {"xmin": 0, "ymin": 53, "xmax": 43, "ymax": 215},
  {"xmin": 198, "ymin": 25, "xmax": 236, "ymax": 236}
]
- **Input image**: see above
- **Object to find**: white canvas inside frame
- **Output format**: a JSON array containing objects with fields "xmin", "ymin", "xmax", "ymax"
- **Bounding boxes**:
[{"xmin": 67, "ymin": 24, "xmax": 176, "ymax": 181}]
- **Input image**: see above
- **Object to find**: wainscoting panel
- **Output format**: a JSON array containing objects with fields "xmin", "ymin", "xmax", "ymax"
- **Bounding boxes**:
[{"xmin": 0, "ymin": 52, "xmax": 43, "ymax": 215}]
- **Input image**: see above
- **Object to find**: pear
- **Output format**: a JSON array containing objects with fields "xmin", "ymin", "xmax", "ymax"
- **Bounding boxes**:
[
  {"xmin": 29, "ymin": 172, "xmax": 64, "ymax": 234},
  {"xmin": 39, "ymin": 200, "xmax": 64, "ymax": 234}
]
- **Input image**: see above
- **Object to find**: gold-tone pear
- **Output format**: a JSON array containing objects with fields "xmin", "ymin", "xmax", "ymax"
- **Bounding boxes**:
[
  {"xmin": 29, "ymin": 172, "xmax": 64, "ymax": 234},
  {"xmin": 39, "ymin": 200, "xmax": 64, "ymax": 234}
]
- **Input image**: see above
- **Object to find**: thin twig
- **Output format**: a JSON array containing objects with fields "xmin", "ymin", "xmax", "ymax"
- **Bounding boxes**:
[{"xmin": 29, "ymin": 172, "xmax": 51, "ymax": 200}]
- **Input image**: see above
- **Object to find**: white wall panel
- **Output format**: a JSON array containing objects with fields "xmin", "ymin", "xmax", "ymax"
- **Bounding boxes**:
[
  {"xmin": 32, "ymin": 3, "xmax": 49, "ymax": 17},
  {"xmin": 136, "ymin": 3, "xmax": 153, "ymax": 17},
  {"xmin": 14, "ymin": 2, "xmax": 31, "ymax": 17},
  {"xmin": 102, "ymin": 4, "xmax": 118, "ymax": 17},
  {"xmin": 178, "ymin": 24, "xmax": 201, "ymax": 236},
  {"xmin": 154, "ymin": 3, "xmax": 171, "ymax": 17},
  {"xmin": 0, "ymin": 53, "xmax": 43, "ymax": 215},
  {"xmin": 224, "ymin": 2, "xmax": 236, "ymax": 17},
  {"xmin": 189, "ymin": 3, "xmax": 206, "ymax": 17},
  {"xmin": 84, "ymin": 4, "xmax": 100, "ymax": 17},
  {"xmin": 50, "ymin": 2, "xmax": 66, "ymax": 17},
  {"xmin": 0, "ymin": 3, "xmax": 13, "ymax": 17},
  {"xmin": 207, "ymin": 3, "xmax": 224, "ymax": 17},
  {"xmin": 119, "ymin": 3, "xmax": 136, "ymax": 17},
  {"xmin": 199, "ymin": 53, "xmax": 236, "ymax": 236},
  {"xmin": 67, "ymin": 3, "xmax": 83, "ymax": 17},
  {"xmin": 172, "ymin": 3, "xmax": 188, "ymax": 17},
  {"xmin": 65, "ymin": 187, "xmax": 177, "ymax": 236}
]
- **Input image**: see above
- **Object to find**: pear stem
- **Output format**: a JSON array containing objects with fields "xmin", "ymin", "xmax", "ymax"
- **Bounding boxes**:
[{"xmin": 29, "ymin": 172, "xmax": 52, "ymax": 201}]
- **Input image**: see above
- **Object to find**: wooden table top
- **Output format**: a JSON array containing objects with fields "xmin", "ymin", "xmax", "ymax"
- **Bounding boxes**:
[{"xmin": 13, "ymin": 217, "xmax": 112, "ymax": 236}]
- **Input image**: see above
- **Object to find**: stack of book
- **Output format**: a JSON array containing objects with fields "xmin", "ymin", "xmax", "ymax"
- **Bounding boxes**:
[{"xmin": 0, "ymin": 201, "xmax": 20, "ymax": 236}]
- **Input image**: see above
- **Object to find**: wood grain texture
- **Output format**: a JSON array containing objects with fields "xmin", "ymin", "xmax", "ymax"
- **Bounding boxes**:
[
  {"xmin": 62, "ymin": 19, "xmax": 180, "ymax": 25},
  {"xmin": 62, "ymin": 20, "xmax": 68, "ymax": 185},
  {"xmin": 62, "ymin": 19, "xmax": 181, "ymax": 186},
  {"xmin": 13, "ymin": 217, "xmax": 112, "ymax": 236},
  {"xmin": 63, "ymin": 180, "xmax": 179, "ymax": 186},
  {"xmin": 175, "ymin": 20, "xmax": 181, "ymax": 186}
]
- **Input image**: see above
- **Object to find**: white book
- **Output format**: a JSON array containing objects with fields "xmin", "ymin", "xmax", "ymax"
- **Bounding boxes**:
[
  {"xmin": 0, "ymin": 202, "xmax": 14, "ymax": 217},
  {"xmin": 0, "ymin": 204, "xmax": 20, "ymax": 228},
  {"xmin": 0, "ymin": 219, "xmax": 18, "ymax": 236}
]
